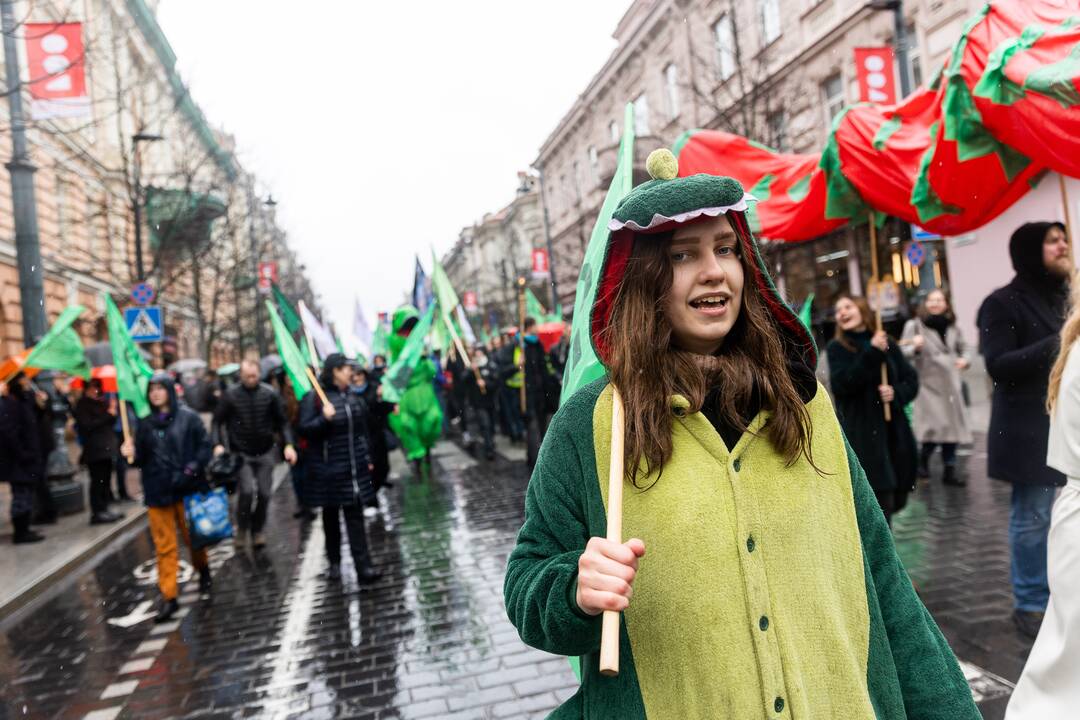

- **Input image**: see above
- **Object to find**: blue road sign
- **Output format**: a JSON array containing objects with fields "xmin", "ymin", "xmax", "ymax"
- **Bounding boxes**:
[
  {"xmin": 124, "ymin": 306, "xmax": 164, "ymax": 343},
  {"xmin": 906, "ymin": 240, "xmax": 927, "ymax": 268},
  {"xmin": 131, "ymin": 283, "xmax": 155, "ymax": 306},
  {"xmin": 910, "ymin": 224, "xmax": 941, "ymax": 241}
]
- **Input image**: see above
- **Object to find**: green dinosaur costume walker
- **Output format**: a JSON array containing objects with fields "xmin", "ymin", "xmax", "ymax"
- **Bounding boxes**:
[{"xmin": 386, "ymin": 306, "xmax": 443, "ymax": 467}]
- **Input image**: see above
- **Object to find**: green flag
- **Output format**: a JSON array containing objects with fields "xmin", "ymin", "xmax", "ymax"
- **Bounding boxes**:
[
  {"xmin": 525, "ymin": 288, "xmax": 548, "ymax": 324},
  {"xmin": 266, "ymin": 300, "xmax": 313, "ymax": 400},
  {"xmin": 430, "ymin": 250, "xmax": 461, "ymax": 318},
  {"xmin": 24, "ymin": 306, "xmax": 90, "ymax": 379},
  {"xmin": 272, "ymin": 283, "xmax": 302, "ymax": 335},
  {"xmin": 104, "ymin": 295, "xmax": 153, "ymax": 418},
  {"xmin": 371, "ymin": 321, "xmax": 389, "ymax": 359},
  {"xmin": 559, "ymin": 104, "xmax": 635, "ymax": 405},
  {"xmin": 381, "ymin": 303, "xmax": 436, "ymax": 404}
]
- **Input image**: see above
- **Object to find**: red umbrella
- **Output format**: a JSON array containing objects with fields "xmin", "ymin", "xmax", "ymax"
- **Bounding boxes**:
[
  {"xmin": 71, "ymin": 365, "xmax": 119, "ymax": 394},
  {"xmin": 535, "ymin": 321, "xmax": 566, "ymax": 352}
]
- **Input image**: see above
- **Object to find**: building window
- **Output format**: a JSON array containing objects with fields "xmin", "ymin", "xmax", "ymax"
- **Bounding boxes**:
[
  {"xmin": 714, "ymin": 13, "xmax": 735, "ymax": 81},
  {"xmin": 633, "ymin": 92, "xmax": 651, "ymax": 136},
  {"xmin": 609, "ymin": 120, "xmax": 619, "ymax": 143},
  {"xmin": 767, "ymin": 111, "xmax": 789, "ymax": 153},
  {"xmin": 572, "ymin": 160, "xmax": 582, "ymax": 204},
  {"xmin": 664, "ymin": 63, "xmax": 680, "ymax": 119},
  {"xmin": 821, "ymin": 73, "xmax": 844, "ymax": 126},
  {"xmin": 588, "ymin": 145, "xmax": 598, "ymax": 183},
  {"xmin": 760, "ymin": 0, "xmax": 781, "ymax": 46},
  {"xmin": 904, "ymin": 25, "xmax": 922, "ymax": 91}
]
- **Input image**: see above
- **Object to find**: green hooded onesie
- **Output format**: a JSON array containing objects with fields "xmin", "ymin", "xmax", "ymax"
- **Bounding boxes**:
[
  {"xmin": 503, "ymin": 150, "xmax": 980, "ymax": 719},
  {"xmin": 386, "ymin": 305, "xmax": 443, "ymax": 461}
]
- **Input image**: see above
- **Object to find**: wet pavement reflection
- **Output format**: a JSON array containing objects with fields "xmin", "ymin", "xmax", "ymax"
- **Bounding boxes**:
[{"xmin": 0, "ymin": 433, "xmax": 1030, "ymax": 719}]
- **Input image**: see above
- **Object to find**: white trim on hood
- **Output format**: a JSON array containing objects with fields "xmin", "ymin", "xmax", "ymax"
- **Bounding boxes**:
[{"xmin": 607, "ymin": 192, "xmax": 758, "ymax": 233}]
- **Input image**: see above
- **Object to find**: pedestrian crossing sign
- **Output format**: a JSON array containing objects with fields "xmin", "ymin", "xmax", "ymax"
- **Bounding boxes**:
[{"xmin": 124, "ymin": 306, "xmax": 164, "ymax": 342}]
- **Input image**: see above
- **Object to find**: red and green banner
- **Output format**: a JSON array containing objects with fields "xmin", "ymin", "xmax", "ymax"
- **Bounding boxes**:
[{"xmin": 675, "ymin": 1, "xmax": 1080, "ymax": 241}]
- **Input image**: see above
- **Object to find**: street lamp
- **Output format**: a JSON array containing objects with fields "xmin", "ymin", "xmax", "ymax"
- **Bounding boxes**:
[
  {"xmin": 866, "ymin": 0, "xmax": 912, "ymax": 98},
  {"xmin": 248, "ymin": 189, "xmax": 276, "ymax": 357},
  {"xmin": 132, "ymin": 132, "xmax": 164, "ymax": 282}
]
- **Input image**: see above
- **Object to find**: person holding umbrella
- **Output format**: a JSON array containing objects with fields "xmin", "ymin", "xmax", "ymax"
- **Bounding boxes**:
[
  {"xmin": 503, "ymin": 151, "xmax": 977, "ymax": 718},
  {"xmin": 73, "ymin": 378, "xmax": 124, "ymax": 524}
]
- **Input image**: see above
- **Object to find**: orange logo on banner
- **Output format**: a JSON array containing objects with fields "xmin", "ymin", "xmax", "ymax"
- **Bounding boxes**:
[
  {"xmin": 854, "ymin": 47, "xmax": 898, "ymax": 105},
  {"xmin": 25, "ymin": 23, "xmax": 90, "ymax": 119}
]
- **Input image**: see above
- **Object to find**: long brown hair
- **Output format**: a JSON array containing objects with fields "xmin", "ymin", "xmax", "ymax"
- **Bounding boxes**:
[
  {"xmin": 602, "ymin": 223, "xmax": 814, "ymax": 485},
  {"xmin": 833, "ymin": 294, "xmax": 877, "ymax": 352},
  {"xmin": 1047, "ymin": 271, "xmax": 1079, "ymax": 414}
]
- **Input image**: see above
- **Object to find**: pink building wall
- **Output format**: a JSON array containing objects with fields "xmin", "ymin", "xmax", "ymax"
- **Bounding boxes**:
[{"xmin": 945, "ymin": 172, "xmax": 1080, "ymax": 348}]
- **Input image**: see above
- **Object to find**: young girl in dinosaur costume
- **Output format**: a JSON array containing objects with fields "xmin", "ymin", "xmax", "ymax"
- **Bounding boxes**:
[
  {"xmin": 504, "ymin": 150, "xmax": 979, "ymax": 719},
  {"xmin": 387, "ymin": 306, "xmax": 442, "ymax": 474}
]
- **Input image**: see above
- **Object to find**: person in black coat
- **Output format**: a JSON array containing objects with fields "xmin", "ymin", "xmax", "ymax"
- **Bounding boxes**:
[
  {"xmin": 521, "ymin": 317, "xmax": 559, "ymax": 469},
  {"xmin": 352, "ymin": 365, "xmax": 394, "ymax": 507},
  {"xmin": 977, "ymin": 220, "xmax": 1071, "ymax": 636},
  {"xmin": 73, "ymin": 379, "xmax": 123, "ymax": 525},
  {"xmin": 120, "ymin": 373, "xmax": 213, "ymax": 621},
  {"xmin": 0, "ymin": 379, "xmax": 47, "ymax": 543},
  {"xmin": 827, "ymin": 295, "xmax": 919, "ymax": 526},
  {"xmin": 298, "ymin": 353, "xmax": 381, "ymax": 584},
  {"xmin": 9, "ymin": 374, "xmax": 57, "ymax": 526},
  {"xmin": 459, "ymin": 346, "xmax": 499, "ymax": 460}
]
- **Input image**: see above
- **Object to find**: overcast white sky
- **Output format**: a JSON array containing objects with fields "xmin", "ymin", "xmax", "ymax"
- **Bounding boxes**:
[{"xmin": 156, "ymin": 0, "xmax": 629, "ymax": 340}]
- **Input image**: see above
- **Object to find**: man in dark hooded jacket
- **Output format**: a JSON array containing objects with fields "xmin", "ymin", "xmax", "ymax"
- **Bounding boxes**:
[
  {"xmin": 120, "ymin": 373, "xmax": 213, "ymax": 622},
  {"xmin": 977, "ymin": 220, "xmax": 1070, "ymax": 638}
]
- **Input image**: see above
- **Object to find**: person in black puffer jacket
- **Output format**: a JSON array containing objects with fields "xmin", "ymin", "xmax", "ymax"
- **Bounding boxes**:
[
  {"xmin": 352, "ymin": 364, "xmax": 395, "ymax": 509},
  {"xmin": 120, "ymin": 373, "xmax": 213, "ymax": 622},
  {"xmin": 73, "ymin": 379, "xmax": 123, "ymax": 525},
  {"xmin": 211, "ymin": 359, "xmax": 297, "ymax": 548},
  {"xmin": 298, "ymin": 354, "xmax": 381, "ymax": 584},
  {"xmin": 0, "ymin": 378, "xmax": 47, "ymax": 543}
]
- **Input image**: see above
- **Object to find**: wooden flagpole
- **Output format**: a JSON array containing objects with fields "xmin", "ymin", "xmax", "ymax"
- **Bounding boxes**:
[
  {"xmin": 1060, "ymin": 173, "xmax": 1074, "ymax": 254},
  {"xmin": 442, "ymin": 310, "xmax": 486, "ymax": 394},
  {"xmin": 868, "ymin": 213, "xmax": 891, "ymax": 422},
  {"xmin": 599, "ymin": 386, "xmax": 626, "ymax": 677},
  {"xmin": 119, "ymin": 399, "xmax": 134, "ymax": 462},
  {"xmin": 304, "ymin": 366, "xmax": 331, "ymax": 407}
]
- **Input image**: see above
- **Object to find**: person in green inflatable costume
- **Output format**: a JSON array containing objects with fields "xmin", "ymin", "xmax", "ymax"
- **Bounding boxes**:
[{"xmin": 386, "ymin": 305, "xmax": 443, "ymax": 478}]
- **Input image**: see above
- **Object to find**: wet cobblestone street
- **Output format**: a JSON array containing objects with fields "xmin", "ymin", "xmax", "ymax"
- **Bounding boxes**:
[{"xmin": 0, "ymin": 434, "xmax": 1035, "ymax": 718}]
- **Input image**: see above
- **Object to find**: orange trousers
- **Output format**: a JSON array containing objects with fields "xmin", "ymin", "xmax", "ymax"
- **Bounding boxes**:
[{"xmin": 147, "ymin": 502, "xmax": 208, "ymax": 601}]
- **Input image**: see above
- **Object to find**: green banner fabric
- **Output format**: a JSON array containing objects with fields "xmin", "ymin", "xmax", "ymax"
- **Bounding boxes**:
[
  {"xmin": 525, "ymin": 288, "xmax": 548, "ymax": 324},
  {"xmin": 381, "ymin": 303, "xmax": 436, "ymax": 404},
  {"xmin": 104, "ymin": 295, "xmax": 153, "ymax": 418},
  {"xmin": 559, "ymin": 103, "xmax": 635, "ymax": 406},
  {"xmin": 798, "ymin": 293, "xmax": 815, "ymax": 332},
  {"xmin": 24, "ymin": 306, "xmax": 90, "ymax": 379},
  {"xmin": 371, "ymin": 322, "xmax": 389, "ymax": 359},
  {"xmin": 266, "ymin": 301, "xmax": 313, "ymax": 401},
  {"xmin": 430, "ymin": 251, "xmax": 461, "ymax": 317},
  {"xmin": 272, "ymin": 283, "xmax": 302, "ymax": 335}
]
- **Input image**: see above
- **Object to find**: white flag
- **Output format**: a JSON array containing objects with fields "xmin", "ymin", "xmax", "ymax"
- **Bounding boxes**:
[
  {"xmin": 353, "ymin": 298, "xmax": 373, "ymax": 348},
  {"xmin": 455, "ymin": 304, "xmax": 477, "ymax": 345},
  {"xmin": 298, "ymin": 300, "xmax": 338, "ymax": 359}
]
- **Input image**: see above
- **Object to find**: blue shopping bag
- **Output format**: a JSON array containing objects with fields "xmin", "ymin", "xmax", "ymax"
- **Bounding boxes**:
[{"xmin": 184, "ymin": 487, "xmax": 234, "ymax": 550}]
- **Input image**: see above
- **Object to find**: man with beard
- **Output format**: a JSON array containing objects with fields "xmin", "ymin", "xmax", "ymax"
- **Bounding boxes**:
[{"xmin": 978, "ymin": 221, "xmax": 1072, "ymax": 638}]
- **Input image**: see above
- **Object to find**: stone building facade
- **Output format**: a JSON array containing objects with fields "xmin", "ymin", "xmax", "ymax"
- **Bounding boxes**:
[
  {"xmin": 444, "ymin": 173, "xmax": 553, "ymax": 332},
  {"xmin": 0, "ymin": 0, "xmax": 315, "ymax": 366},
  {"xmin": 534, "ymin": 0, "xmax": 982, "ymax": 320}
]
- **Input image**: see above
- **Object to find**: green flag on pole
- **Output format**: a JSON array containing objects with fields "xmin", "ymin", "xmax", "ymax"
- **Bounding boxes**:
[
  {"xmin": 559, "ymin": 104, "xmax": 635, "ymax": 406},
  {"xmin": 371, "ymin": 322, "xmax": 389, "ymax": 359},
  {"xmin": 103, "ymin": 295, "xmax": 153, "ymax": 418},
  {"xmin": 24, "ymin": 306, "xmax": 91, "ymax": 379},
  {"xmin": 272, "ymin": 283, "xmax": 302, "ymax": 335},
  {"xmin": 525, "ymin": 288, "xmax": 548, "ymax": 324},
  {"xmin": 381, "ymin": 303, "xmax": 437, "ymax": 404},
  {"xmin": 266, "ymin": 300, "xmax": 313, "ymax": 400},
  {"xmin": 430, "ymin": 250, "xmax": 461, "ymax": 317}
]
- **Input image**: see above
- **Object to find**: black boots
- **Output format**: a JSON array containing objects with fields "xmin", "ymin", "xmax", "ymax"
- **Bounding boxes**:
[
  {"xmin": 198, "ymin": 567, "xmax": 212, "ymax": 597},
  {"xmin": 942, "ymin": 465, "xmax": 966, "ymax": 487},
  {"xmin": 1012, "ymin": 609, "xmax": 1044, "ymax": 639},
  {"xmin": 356, "ymin": 557, "xmax": 382, "ymax": 585},
  {"xmin": 12, "ymin": 515, "xmax": 45, "ymax": 544},
  {"xmin": 154, "ymin": 598, "xmax": 179, "ymax": 623},
  {"xmin": 917, "ymin": 445, "xmax": 933, "ymax": 479}
]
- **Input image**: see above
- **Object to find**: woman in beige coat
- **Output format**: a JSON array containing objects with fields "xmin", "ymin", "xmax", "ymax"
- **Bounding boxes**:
[{"xmin": 902, "ymin": 289, "xmax": 973, "ymax": 485}]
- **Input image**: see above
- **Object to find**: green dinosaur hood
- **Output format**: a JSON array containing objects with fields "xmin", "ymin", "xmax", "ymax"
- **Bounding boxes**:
[
  {"xmin": 590, "ymin": 148, "xmax": 817, "ymax": 370},
  {"xmin": 389, "ymin": 305, "xmax": 421, "ymax": 360}
]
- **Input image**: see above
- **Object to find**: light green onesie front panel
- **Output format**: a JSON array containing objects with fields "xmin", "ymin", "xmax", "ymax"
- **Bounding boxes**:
[{"xmin": 595, "ymin": 384, "xmax": 876, "ymax": 720}]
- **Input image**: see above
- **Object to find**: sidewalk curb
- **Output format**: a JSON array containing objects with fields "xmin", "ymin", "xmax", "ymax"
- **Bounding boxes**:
[{"xmin": 0, "ymin": 507, "xmax": 148, "ymax": 625}]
